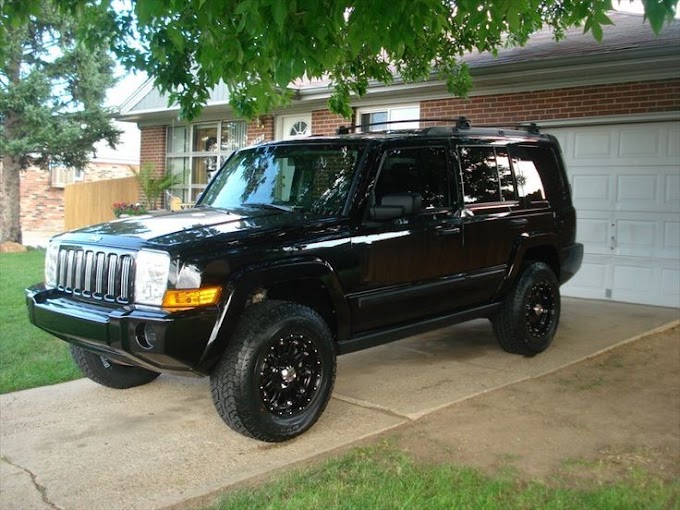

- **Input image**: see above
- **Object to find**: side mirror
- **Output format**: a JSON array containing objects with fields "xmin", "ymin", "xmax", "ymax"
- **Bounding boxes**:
[
  {"xmin": 369, "ymin": 193, "xmax": 422, "ymax": 221},
  {"xmin": 369, "ymin": 205, "xmax": 405, "ymax": 221}
]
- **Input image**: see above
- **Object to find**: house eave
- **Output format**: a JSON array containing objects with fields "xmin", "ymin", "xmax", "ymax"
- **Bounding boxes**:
[{"xmin": 115, "ymin": 44, "xmax": 680, "ymax": 126}]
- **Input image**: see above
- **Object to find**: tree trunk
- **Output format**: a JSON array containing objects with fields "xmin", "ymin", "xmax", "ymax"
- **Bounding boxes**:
[
  {"xmin": 2, "ymin": 30, "xmax": 24, "ymax": 245},
  {"xmin": 0, "ymin": 155, "xmax": 22, "ymax": 244}
]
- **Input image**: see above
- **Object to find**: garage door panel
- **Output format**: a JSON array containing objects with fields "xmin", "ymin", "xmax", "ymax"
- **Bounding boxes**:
[
  {"xmin": 547, "ymin": 121, "xmax": 680, "ymax": 308},
  {"xmin": 665, "ymin": 173, "xmax": 680, "ymax": 206},
  {"xmin": 615, "ymin": 219, "xmax": 656, "ymax": 257},
  {"xmin": 574, "ymin": 129, "xmax": 615, "ymax": 160},
  {"xmin": 571, "ymin": 172, "xmax": 614, "ymax": 211},
  {"xmin": 616, "ymin": 174, "xmax": 657, "ymax": 208},
  {"xmin": 567, "ymin": 124, "xmax": 678, "ymax": 166},
  {"xmin": 562, "ymin": 259, "xmax": 609, "ymax": 300},
  {"xmin": 660, "ymin": 267, "xmax": 680, "ymax": 303},
  {"xmin": 618, "ymin": 126, "xmax": 664, "ymax": 159},
  {"xmin": 667, "ymin": 125, "xmax": 680, "ymax": 158},
  {"xmin": 577, "ymin": 217, "xmax": 611, "ymax": 254},
  {"xmin": 611, "ymin": 261, "xmax": 680, "ymax": 307},
  {"xmin": 663, "ymin": 221, "xmax": 680, "ymax": 259}
]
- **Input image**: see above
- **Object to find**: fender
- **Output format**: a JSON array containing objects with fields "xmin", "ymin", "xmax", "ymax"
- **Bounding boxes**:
[
  {"xmin": 196, "ymin": 256, "xmax": 350, "ymax": 373},
  {"xmin": 494, "ymin": 232, "xmax": 560, "ymax": 299}
]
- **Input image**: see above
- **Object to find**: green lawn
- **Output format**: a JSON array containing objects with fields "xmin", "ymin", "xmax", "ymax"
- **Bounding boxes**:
[
  {"xmin": 208, "ymin": 443, "xmax": 678, "ymax": 510},
  {"xmin": 0, "ymin": 250, "xmax": 81, "ymax": 393}
]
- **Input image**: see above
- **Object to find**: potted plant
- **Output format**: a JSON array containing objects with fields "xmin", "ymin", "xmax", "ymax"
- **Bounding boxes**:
[{"xmin": 135, "ymin": 163, "xmax": 180, "ymax": 210}]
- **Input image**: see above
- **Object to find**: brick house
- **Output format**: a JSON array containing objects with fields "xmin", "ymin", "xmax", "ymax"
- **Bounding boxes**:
[
  {"xmin": 20, "ymin": 121, "xmax": 140, "ymax": 243},
  {"xmin": 116, "ymin": 12, "xmax": 680, "ymax": 307}
]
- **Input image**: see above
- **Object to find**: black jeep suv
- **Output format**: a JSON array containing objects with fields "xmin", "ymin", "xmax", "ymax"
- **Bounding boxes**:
[{"xmin": 26, "ymin": 119, "xmax": 583, "ymax": 441}]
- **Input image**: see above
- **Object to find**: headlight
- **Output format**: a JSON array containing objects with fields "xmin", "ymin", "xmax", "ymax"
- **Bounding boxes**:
[
  {"xmin": 134, "ymin": 250, "xmax": 170, "ymax": 306},
  {"xmin": 45, "ymin": 241, "xmax": 59, "ymax": 288}
]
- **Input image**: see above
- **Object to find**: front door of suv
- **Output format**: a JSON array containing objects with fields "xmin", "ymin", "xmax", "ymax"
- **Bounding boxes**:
[{"xmin": 348, "ymin": 141, "xmax": 469, "ymax": 332}]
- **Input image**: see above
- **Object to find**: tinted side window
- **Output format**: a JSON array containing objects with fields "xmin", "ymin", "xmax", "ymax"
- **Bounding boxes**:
[
  {"xmin": 459, "ymin": 146, "xmax": 515, "ymax": 204},
  {"xmin": 375, "ymin": 146, "xmax": 449, "ymax": 209},
  {"xmin": 508, "ymin": 145, "xmax": 547, "ymax": 201}
]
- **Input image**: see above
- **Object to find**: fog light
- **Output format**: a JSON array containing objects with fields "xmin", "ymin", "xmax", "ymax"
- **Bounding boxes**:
[{"xmin": 135, "ymin": 323, "xmax": 158, "ymax": 350}]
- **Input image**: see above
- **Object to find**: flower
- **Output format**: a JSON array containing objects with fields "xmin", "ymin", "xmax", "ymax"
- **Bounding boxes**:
[{"xmin": 112, "ymin": 202, "xmax": 148, "ymax": 218}]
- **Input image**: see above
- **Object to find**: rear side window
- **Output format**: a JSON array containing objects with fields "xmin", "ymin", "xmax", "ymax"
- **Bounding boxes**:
[
  {"xmin": 508, "ymin": 146, "xmax": 546, "ymax": 200},
  {"xmin": 459, "ymin": 146, "xmax": 515, "ymax": 204},
  {"xmin": 507, "ymin": 145, "xmax": 557, "ymax": 201}
]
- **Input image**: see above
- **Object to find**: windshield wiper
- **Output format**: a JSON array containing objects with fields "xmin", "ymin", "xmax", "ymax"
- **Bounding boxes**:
[{"xmin": 243, "ymin": 203, "xmax": 297, "ymax": 213}]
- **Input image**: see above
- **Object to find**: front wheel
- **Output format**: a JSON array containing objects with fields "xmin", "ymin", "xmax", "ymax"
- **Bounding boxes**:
[
  {"xmin": 210, "ymin": 300, "xmax": 336, "ymax": 442},
  {"xmin": 70, "ymin": 344, "xmax": 160, "ymax": 389},
  {"xmin": 492, "ymin": 262, "xmax": 561, "ymax": 356}
]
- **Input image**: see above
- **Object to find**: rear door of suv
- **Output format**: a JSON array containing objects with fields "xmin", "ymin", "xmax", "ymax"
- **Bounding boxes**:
[{"xmin": 453, "ymin": 140, "xmax": 555, "ymax": 293}]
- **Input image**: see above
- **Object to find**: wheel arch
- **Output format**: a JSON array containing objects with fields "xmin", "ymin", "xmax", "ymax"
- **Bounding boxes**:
[
  {"xmin": 497, "ymin": 234, "xmax": 561, "ymax": 298},
  {"xmin": 197, "ymin": 257, "xmax": 349, "ymax": 373}
]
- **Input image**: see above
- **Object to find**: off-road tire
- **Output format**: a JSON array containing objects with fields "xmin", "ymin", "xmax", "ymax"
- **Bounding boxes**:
[
  {"xmin": 70, "ymin": 344, "xmax": 160, "ymax": 389},
  {"xmin": 210, "ymin": 300, "xmax": 336, "ymax": 442},
  {"xmin": 492, "ymin": 262, "xmax": 560, "ymax": 356}
]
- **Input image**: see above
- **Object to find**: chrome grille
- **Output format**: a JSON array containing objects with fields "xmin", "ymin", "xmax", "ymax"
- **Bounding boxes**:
[{"xmin": 56, "ymin": 246, "xmax": 135, "ymax": 304}]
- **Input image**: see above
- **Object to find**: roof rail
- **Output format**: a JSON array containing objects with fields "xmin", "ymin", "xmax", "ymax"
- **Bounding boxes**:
[
  {"xmin": 336, "ymin": 117, "xmax": 472, "ymax": 135},
  {"xmin": 335, "ymin": 117, "xmax": 541, "ymax": 135}
]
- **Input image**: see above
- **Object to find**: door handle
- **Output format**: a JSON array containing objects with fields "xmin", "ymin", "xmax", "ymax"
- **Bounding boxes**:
[
  {"xmin": 509, "ymin": 218, "xmax": 528, "ymax": 227},
  {"xmin": 436, "ymin": 226, "xmax": 461, "ymax": 236}
]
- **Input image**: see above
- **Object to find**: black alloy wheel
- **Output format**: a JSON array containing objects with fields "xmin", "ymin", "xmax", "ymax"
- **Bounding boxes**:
[
  {"xmin": 210, "ymin": 300, "xmax": 336, "ymax": 442},
  {"xmin": 492, "ymin": 261, "xmax": 561, "ymax": 356},
  {"xmin": 525, "ymin": 281, "xmax": 557, "ymax": 338},
  {"xmin": 258, "ymin": 333, "xmax": 322, "ymax": 417}
]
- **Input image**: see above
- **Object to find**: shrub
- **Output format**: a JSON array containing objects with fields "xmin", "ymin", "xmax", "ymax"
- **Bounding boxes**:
[{"xmin": 112, "ymin": 202, "xmax": 148, "ymax": 218}]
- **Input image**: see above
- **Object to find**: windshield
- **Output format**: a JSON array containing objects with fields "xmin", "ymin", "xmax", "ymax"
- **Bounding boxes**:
[{"xmin": 198, "ymin": 143, "xmax": 365, "ymax": 215}]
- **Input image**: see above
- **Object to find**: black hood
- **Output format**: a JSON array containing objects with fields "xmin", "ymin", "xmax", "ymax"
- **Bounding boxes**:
[{"xmin": 54, "ymin": 207, "xmax": 324, "ymax": 251}]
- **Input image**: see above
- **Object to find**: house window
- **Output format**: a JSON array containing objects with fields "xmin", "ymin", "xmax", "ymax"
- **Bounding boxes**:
[
  {"xmin": 50, "ymin": 166, "xmax": 84, "ymax": 188},
  {"xmin": 166, "ymin": 121, "xmax": 247, "ymax": 203},
  {"xmin": 357, "ymin": 105, "xmax": 420, "ymax": 132}
]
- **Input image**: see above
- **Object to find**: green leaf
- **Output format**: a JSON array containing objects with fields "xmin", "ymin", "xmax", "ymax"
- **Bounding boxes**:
[
  {"xmin": 643, "ymin": 0, "xmax": 670, "ymax": 34},
  {"xmin": 591, "ymin": 21, "xmax": 604, "ymax": 42},
  {"xmin": 235, "ymin": 0, "xmax": 253, "ymax": 16},
  {"xmin": 272, "ymin": 0, "xmax": 287, "ymax": 30},
  {"xmin": 167, "ymin": 27, "xmax": 185, "ymax": 51}
]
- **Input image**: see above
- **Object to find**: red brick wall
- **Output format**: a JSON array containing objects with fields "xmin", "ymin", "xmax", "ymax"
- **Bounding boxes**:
[
  {"xmin": 312, "ymin": 110, "xmax": 352, "ymax": 136},
  {"xmin": 420, "ymin": 79, "xmax": 680, "ymax": 125},
  {"xmin": 20, "ymin": 168, "xmax": 65, "ymax": 232},
  {"xmin": 139, "ymin": 126, "xmax": 166, "ymax": 178},
  {"xmin": 247, "ymin": 116, "xmax": 275, "ymax": 145}
]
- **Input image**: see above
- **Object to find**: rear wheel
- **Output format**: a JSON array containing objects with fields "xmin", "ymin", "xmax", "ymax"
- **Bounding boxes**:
[
  {"xmin": 70, "ymin": 344, "xmax": 160, "ymax": 389},
  {"xmin": 210, "ymin": 300, "xmax": 336, "ymax": 442},
  {"xmin": 492, "ymin": 262, "xmax": 560, "ymax": 356}
]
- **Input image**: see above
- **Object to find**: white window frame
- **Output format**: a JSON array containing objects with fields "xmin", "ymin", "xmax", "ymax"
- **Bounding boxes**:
[
  {"xmin": 166, "ymin": 120, "xmax": 247, "ymax": 204},
  {"xmin": 356, "ymin": 104, "xmax": 420, "ymax": 132},
  {"xmin": 276, "ymin": 113, "xmax": 313, "ymax": 140},
  {"xmin": 50, "ymin": 166, "xmax": 83, "ymax": 188}
]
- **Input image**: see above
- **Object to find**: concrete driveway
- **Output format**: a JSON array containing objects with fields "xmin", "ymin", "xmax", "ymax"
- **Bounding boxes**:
[{"xmin": 1, "ymin": 298, "xmax": 678, "ymax": 510}]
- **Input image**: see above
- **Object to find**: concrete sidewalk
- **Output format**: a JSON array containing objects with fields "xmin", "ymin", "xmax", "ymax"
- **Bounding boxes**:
[{"xmin": 1, "ymin": 299, "xmax": 678, "ymax": 510}]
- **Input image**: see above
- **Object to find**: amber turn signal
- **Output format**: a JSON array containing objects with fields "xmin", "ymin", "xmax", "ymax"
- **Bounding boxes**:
[{"xmin": 162, "ymin": 286, "xmax": 221, "ymax": 309}]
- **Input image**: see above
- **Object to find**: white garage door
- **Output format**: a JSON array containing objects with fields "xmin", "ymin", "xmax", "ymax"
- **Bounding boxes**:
[{"xmin": 547, "ymin": 121, "xmax": 680, "ymax": 307}]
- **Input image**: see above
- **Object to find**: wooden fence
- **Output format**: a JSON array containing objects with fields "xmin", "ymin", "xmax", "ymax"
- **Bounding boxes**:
[{"xmin": 64, "ymin": 176, "xmax": 139, "ymax": 231}]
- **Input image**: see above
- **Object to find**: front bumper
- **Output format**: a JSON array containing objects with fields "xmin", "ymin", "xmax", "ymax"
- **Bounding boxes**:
[{"xmin": 26, "ymin": 285, "xmax": 220, "ymax": 376}]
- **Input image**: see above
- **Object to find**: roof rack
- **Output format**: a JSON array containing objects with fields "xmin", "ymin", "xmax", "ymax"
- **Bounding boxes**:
[{"xmin": 336, "ymin": 117, "xmax": 540, "ymax": 135}]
